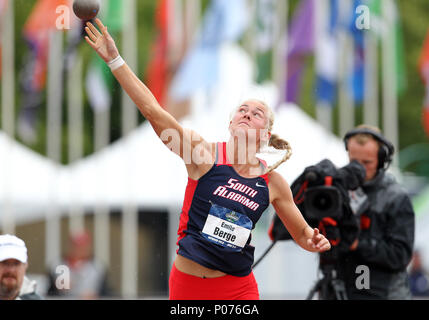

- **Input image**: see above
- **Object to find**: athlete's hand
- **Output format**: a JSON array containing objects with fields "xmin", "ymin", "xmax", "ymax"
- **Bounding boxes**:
[
  {"xmin": 85, "ymin": 18, "xmax": 120, "ymax": 63},
  {"xmin": 307, "ymin": 228, "xmax": 331, "ymax": 252}
]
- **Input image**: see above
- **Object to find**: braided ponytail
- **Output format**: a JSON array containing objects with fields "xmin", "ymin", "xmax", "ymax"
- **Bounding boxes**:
[
  {"xmin": 259, "ymin": 100, "xmax": 293, "ymax": 173},
  {"xmin": 266, "ymin": 134, "xmax": 293, "ymax": 173}
]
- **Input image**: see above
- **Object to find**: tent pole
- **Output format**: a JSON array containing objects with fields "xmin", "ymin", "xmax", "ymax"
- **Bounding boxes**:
[
  {"xmin": 121, "ymin": 0, "xmax": 139, "ymax": 299},
  {"xmin": 45, "ymin": 30, "xmax": 64, "ymax": 268}
]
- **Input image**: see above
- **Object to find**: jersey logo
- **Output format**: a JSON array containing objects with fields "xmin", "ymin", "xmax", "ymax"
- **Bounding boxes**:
[
  {"xmin": 225, "ymin": 211, "xmax": 240, "ymax": 223},
  {"xmin": 256, "ymin": 182, "xmax": 267, "ymax": 188}
]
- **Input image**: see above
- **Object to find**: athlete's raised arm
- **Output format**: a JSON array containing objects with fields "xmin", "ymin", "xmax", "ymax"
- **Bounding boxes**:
[
  {"xmin": 84, "ymin": 19, "xmax": 213, "ymax": 177},
  {"xmin": 268, "ymin": 171, "xmax": 331, "ymax": 253}
]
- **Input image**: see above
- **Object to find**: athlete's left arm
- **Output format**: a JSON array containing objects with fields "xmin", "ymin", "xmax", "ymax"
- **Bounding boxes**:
[{"xmin": 268, "ymin": 171, "xmax": 331, "ymax": 253}]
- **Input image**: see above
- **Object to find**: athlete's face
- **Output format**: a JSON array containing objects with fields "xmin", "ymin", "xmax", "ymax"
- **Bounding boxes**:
[
  {"xmin": 347, "ymin": 138, "xmax": 379, "ymax": 181},
  {"xmin": 229, "ymin": 100, "xmax": 271, "ymax": 145}
]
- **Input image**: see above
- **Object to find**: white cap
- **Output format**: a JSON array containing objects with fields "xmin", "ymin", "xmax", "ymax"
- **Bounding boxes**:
[{"xmin": 0, "ymin": 234, "xmax": 28, "ymax": 263}]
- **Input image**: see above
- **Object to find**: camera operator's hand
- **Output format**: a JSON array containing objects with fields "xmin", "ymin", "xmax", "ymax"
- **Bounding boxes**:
[{"xmin": 307, "ymin": 228, "xmax": 331, "ymax": 252}]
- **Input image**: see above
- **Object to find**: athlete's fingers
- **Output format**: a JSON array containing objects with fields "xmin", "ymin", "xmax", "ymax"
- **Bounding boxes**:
[
  {"xmin": 85, "ymin": 27, "xmax": 97, "ymax": 42},
  {"xmin": 316, "ymin": 237, "xmax": 326, "ymax": 247},
  {"xmin": 86, "ymin": 22, "xmax": 103, "ymax": 38},
  {"xmin": 312, "ymin": 228, "xmax": 323, "ymax": 243},
  {"xmin": 319, "ymin": 244, "xmax": 330, "ymax": 252},
  {"xmin": 95, "ymin": 18, "xmax": 107, "ymax": 35},
  {"xmin": 95, "ymin": 18, "xmax": 104, "ymax": 29},
  {"xmin": 318, "ymin": 238, "xmax": 331, "ymax": 251},
  {"xmin": 86, "ymin": 21, "xmax": 101, "ymax": 38},
  {"xmin": 320, "ymin": 241, "xmax": 331, "ymax": 251},
  {"xmin": 85, "ymin": 36, "xmax": 97, "ymax": 50},
  {"xmin": 313, "ymin": 228, "xmax": 319, "ymax": 237}
]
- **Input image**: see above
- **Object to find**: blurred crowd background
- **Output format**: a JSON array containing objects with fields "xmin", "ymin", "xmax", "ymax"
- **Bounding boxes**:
[{"xmin": 1, "ymin": 0, "xmax": 429, "ymax": 299}]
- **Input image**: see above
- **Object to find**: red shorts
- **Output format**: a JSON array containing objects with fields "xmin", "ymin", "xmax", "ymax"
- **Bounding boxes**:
[{"xmin": 169, "ymin": 264, "xmax": 259, "ymax": 300}]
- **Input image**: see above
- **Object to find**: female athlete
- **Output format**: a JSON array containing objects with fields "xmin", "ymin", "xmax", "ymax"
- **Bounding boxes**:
[{"xmin": 85, "ymin": 18, "xmax": 331, "ymax": 300}]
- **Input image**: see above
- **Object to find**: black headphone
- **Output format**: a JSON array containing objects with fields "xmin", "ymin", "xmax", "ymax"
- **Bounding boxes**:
[{"xmin": 343, "ymin": 128, "xmax": 395, "ymax": 170}]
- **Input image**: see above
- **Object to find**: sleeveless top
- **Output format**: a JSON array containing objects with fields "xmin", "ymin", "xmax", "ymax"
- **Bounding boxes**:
[{"xmin": 176, "ymin": 142, "xmax": 270, "ymax": 276}]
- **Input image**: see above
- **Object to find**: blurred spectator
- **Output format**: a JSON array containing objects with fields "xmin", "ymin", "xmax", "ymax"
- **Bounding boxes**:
[
  {"xmin": 409, "ymin": 251, "xmax": 429, "ymax": 297},
  {"xmin": 0, "ymin": 234, "xmax": 43, "ymax": 300},
  {"xmin": 47, "ymin": 230, "xmax": 111, "ymax": 299}
]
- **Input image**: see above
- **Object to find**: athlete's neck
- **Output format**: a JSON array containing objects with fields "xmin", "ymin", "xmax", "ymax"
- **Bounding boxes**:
[
  {"xmin": 226, "ymin": 138, "xmax": 262, "ymax": 177},
  {"xmin": 226, "ymin": 138, "xmax": 260, "ymax": 166}
]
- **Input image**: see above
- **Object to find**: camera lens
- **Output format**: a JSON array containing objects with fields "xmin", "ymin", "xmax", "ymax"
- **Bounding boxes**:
[
  {"xmin": 312, "ymin": 193, "xmax": 333, "ymax": 210},
  {"xmin": 304, "ymin": 186, "xmax": 342, "ymax": 219}
]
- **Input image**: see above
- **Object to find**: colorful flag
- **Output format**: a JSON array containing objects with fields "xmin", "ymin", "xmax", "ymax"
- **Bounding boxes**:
[
  {"xmin": 18, "ymin": 0, "xmax": 69, "ymax": 143},
  {"xmin": 169, "ymin": 0, "xmax": 248, "ymax": 101},
  {"xmin": 367, "ymin": 0, "xmax": 406, "ymax": 95},
  {"xmin": 254, "ymin": 0, "xmax": 276, "ymax": 84},
  {"xmin": 419, "ymin": 29, "xmax": 429, "ymax": 137},
  {"xmin": 85, "ymin": 0, "xmax": 123, "ymax": 112},
  {"xmin": 315, "ymin": 0, "xmax": 339, "ymax": 104},
  {"xmin": 145, "ymin": 0, "xmax": 170, "ymax": 106},
  {"xmin": 22, "ymin": 0, "xmax": 70, "ymax": 95},
  {"xmin": 285, "ymin": 0, "xmax": 314, "ymax": 103},
  {"xmin": 348, "ymin": 0, "xmax": 366, "ymax": 104}
]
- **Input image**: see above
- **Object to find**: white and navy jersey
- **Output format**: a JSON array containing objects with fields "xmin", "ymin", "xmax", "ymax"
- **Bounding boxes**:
[{"xmin": 177, "ymin": 142, "xmax": 270, "ymax": 277}]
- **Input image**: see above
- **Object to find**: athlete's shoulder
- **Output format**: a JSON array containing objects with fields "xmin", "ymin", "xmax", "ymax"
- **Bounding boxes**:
[
  {"xmin": 267, "ymin": 171, "xmax": 292, "ymax": 200},
  {"xmin": 267, "ymin": 170, "xmax": 288, "ymax": 186}
]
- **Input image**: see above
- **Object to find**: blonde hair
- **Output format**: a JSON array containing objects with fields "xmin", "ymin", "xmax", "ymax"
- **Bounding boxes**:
[{"xmin": 232, "ymin": 99, "xmax": 292, "ymax": 173}]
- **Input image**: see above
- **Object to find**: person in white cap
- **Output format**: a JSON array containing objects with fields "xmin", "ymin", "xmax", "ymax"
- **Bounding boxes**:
[{"xmin": 0, "ymin": 234, "xmax": 42, "ymax": 300}]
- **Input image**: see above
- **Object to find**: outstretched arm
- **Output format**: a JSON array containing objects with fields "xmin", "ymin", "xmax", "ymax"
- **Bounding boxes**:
[
  {"xmin": 269, "ymin": 171, "xmax": 331, "ymax": 253},
  {"xmin": 84, "ymin": 19, "xmax": 213, "ymax": 177}
]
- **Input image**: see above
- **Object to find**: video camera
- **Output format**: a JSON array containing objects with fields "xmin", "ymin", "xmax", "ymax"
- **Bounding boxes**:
[
  {"xmin": 269, "ymin": 159, "xmax": 365, "ymax": 259},
  {"xmin": 262, "ymin": 159, "xmax": 366, "ymax": 300}
]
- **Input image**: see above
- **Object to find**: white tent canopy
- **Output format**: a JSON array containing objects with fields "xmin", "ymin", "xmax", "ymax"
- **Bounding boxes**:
[{"xmin": 0, "ymin": 131, "xmax": 62, "ymax": 224}]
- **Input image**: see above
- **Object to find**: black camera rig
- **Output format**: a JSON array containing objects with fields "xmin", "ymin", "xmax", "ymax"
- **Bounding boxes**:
[{"xmin": 253, "ymin": 159, "xmax": 366, "ymax": 300}]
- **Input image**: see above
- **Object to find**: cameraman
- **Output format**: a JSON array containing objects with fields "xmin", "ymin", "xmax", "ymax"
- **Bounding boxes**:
[{"xmin": 339, "ymin": 125, "xmax": 415, "ymax": 299}]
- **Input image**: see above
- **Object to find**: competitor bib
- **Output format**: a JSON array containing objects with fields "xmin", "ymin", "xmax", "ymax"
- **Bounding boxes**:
[{"xmin": 201, "ymin": 203, "xmax": 253, "ymax": 252}]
